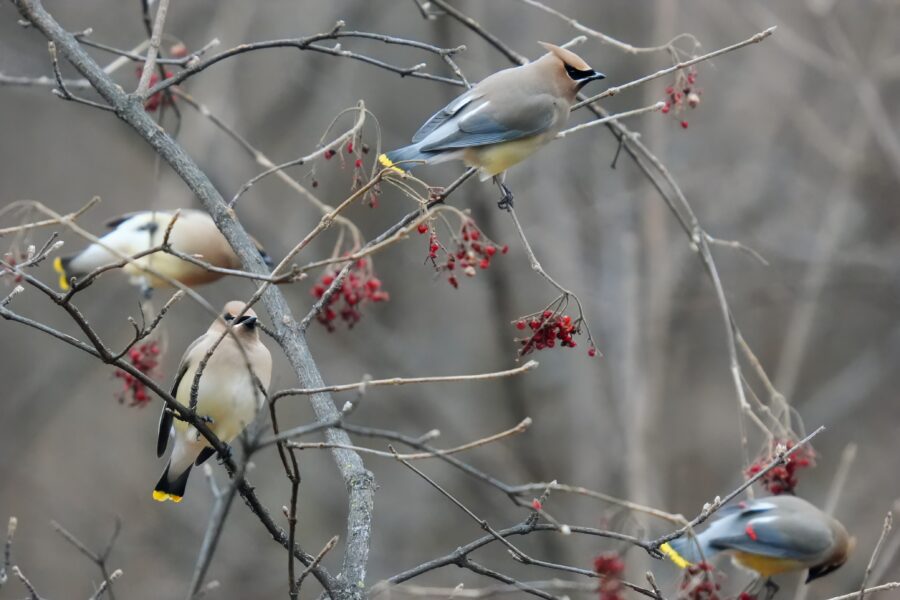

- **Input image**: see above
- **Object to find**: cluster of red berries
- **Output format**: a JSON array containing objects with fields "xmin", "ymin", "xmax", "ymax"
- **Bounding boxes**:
[
  {"xmin": 420, "ymin": 219, "xmax": 507, "ymax": 288},
  {"xmin": 661, "ymin": 66, "xmax": 700, "ymax": 129},
  {"xmin": 592, "ymin": 552, "xmax": 625, "ymax": 600},
  {"xmin": 136, "ymin": 67, "xmax": 176, "ymax": 112},
  {"xmin": 745, "ymin": 440, "xmax": 816, "ymax": 495},
  {"xmin": 114, "ymin": 341, "xmax": 160, "ymax": 407},
  {"xmin": 316, "ymin": 140, "xmax": 379, "ymax": 206},
  {"xmin": 678, "ymin": 561, "xmax": 724, "ymax": 600},
  {"xmin": 311, "ymin": 259, "xmax": 389, "ymax": 332},
  {"xmin": 514, "ymin": 311, "xmax": 596, "ymax": 356}
]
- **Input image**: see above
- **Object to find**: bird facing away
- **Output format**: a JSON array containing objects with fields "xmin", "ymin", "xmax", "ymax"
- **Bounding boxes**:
[
  {"xmin": 153, "ymin": 301, "xmax": 272, "ymax": 503},
  {"xmin": 379, "ymin": 42, "xmax": 605, "ymax": 181},
  {"xmin": 53, "ymin": 209, "xmax": 273, "ymax": 291},
  {"xmin": 662, "ymin": 495, "xmax": 853, "ymax": 584}
]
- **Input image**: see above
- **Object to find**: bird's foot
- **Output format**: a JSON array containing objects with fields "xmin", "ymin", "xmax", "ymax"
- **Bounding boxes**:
[
  {"xmin": 217, "ymin": 444, "xmax": 233, "ymax": 463},
  {"xmin": 197, "ymin": 414, "xmax": 215, "ymax": 424},
  {"xmin": 763, "ymin": 578, "xmax": 779, "ymax": 600},
  {"xmin": 496, "ymin": 182, "xmax": 514, "ymax": 211}
]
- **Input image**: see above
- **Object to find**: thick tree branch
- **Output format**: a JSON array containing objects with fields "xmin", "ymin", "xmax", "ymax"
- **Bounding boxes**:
[{"xmin": 10, "ymin": 1, "xmax": 373, "ymax": 596}]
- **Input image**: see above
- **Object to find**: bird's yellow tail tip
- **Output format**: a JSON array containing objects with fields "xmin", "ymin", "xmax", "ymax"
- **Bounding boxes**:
[
  {"xmin": 152, "ymin": 490, "xmax": 183, "ymax": 503},
  {"xmin": 660, "ymin": 542, "xmax": 691, "ymax": 569},
  {"xmin": 378, "ymin": 153, "xmax": 405, "ymax": 174},
  {"xmin": 53, "ymin": 256, "xmax": 70, "ymax": 291}
]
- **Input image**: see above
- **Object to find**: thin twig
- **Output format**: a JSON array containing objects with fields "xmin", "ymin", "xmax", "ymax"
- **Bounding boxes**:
[
  {"xmin": 89, "ymin": 569, "xmax": 122, "ymax": 600},
  {"xmin": 825, "ymin": 583, "xmax": 900, "ymax": 600},
  {"xmin": 514, "ymin": 0, "xmax": 700, "ymax": 55},
  {"xmin": 188, "ymin": 465, "xmax": 245, "ymax": 598},
  {"xmin": 135, "ymin": 0, "xmax": 170, "ymax": 96},
  {"xmin": 859, "ymin": 513, "xmax": 893, "ymax": 600},
  {"xmin": 295, "ymin": 536, "xmax": 339, "ymax": 594},
  {"xmin": 47, "ymin": 41, "xmax": 112, "ymax": 110},
  {"xmin": 556, "ymin": 102, "xmax": 665, "ymax": 139},
  {"xmin": 573, "ymin": 27, "xmax": 777, "ymax": 109},
  {"xmin": 0, "ymin": 517, "xmax": 16, "ymax": 587},
  {"xmin": 289, "ymin": 418, "xmax": 531, "ymax": 460},
  {"xmin": 12, "ymin": 565, "xmax": 45, "ymax": 600},
  {"xmin": 273, "ymin": 360, "xmax": 537, "ymax": 399}
]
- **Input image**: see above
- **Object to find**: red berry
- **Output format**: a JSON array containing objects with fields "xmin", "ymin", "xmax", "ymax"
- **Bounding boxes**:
[
  {"xmin": 479, "ymin": 258, "xmax": 490, "ymax": 269},
  {"xmin": 501, "ymin": 245, "xmax": 509, "ymax": 254},
  {"xmin": 661, "ymin": 103, "xmax": 670, "ymax": 114},
  {"xmin": 346, "ymin": 142, "xmax": 354, "ymax": 154},
  {"xmin": 417, "ymin": 223, "xmax": 428, "ymax": 234},
  {"xmin": 324, "ymin": 149, "xmax": 335, "ymax": 159},
  {"xmin": 588, "ymin": 347, "xmax": 597, "ymax": 357},
  {"xmin": 516, "ymin": 320, "xmax": 526, "ymax": 330},
  {"xmin": 531, "ymin": 499, "xmax": 542, "ymax": 510},
  {"xmin": 354, "ymin": 159, "xmax": 363, "ymax": 168},
  {"xmin": 485, "ymin": 245, "xmax": 497, "ymax": 257},
  {"xmin": 681, "ymin": 120, "xmax": 689, "ymax": 129}
]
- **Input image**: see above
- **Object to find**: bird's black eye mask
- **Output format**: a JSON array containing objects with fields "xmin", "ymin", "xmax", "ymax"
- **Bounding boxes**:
[
  {"xmin": 564, "ymin": 63, "xmax": 605, "ymax": 88},
  {"xmin": 224, "ymin": 313, "xmax": 257, "ymax": 329},
  {"xmin": 565, "ymin": 63, "xmax": 595, "ymax": 80}
]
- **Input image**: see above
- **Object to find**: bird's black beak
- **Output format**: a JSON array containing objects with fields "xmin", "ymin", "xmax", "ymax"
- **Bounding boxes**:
[
  {"xmin": 577, "ymin": 70, "xmax": 606, "ymax": 89},
  {"xmin": 236, "ymin": 315, "xmax": 257, "ymax": 329}
]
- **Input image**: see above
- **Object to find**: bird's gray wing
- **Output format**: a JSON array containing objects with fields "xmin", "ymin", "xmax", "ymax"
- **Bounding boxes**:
[
  {"xmin": 419, "ymin": 94, "xmax": 558, "ymax": 151},
  {"xmin": 156, "ymin": 334, "xmax": 206, "ymax": 457},
  {"xmin": 709, "ymin": 512, "xmax": 833, "ymax": 560},
  {"xmin": 411, "ymin": 91, "xmax": 483, "ymax": 143}
]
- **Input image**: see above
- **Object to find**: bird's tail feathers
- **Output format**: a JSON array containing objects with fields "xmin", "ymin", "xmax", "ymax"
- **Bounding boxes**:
[
  {"xmin": 152, "ymin": 462, "xmax": 192, "ymax": 503},
  {"xmin": 53, "ymin": 256, "xmax": 76, "ymax": 291},
  {"xmin": 379, "ymin": 144, "xmax": 431, "ymax": 174},
  {"xmin": 661, "ymin": 537, "xmax": 710, "ymax": 569}
]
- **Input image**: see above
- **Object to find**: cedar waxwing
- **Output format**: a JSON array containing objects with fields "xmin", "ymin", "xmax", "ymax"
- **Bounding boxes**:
[
  {"xmin": 52, "ymin": 209, "xmax": 273, "ymax": 291},
  {"xmin": 153, "ymin": 301, "xmax": 272, "ymax": 503},
  {"xmin": 662, "ymin": 496, "xmax": 853, "ymax": 584},
  {"xmin": 379, "ymin": 42, "xmax": 605, "ymax": 181}
]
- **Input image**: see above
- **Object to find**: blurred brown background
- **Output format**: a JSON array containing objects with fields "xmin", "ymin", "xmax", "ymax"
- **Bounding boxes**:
[{"xmin": 2, "ymin": 0, "xmax": 899, "ymax": 598}]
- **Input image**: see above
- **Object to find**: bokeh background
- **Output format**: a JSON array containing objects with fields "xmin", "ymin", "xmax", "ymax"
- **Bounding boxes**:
[{"xmin": 1, "ymin": 1, "xmax": 899, "ymax": 598}]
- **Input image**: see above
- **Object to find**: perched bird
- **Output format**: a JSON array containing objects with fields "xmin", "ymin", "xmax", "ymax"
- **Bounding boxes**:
[
  {"xmin": 153, "ymin": 301, "xmax": 272, "ymax": 503},
  {"xmin": 53, "ymin": 209, "xmax": 273, "ymax": 291},
  {"xmin": 662, "ymin": 495, "xmax": 853, "ymax": 586},
  {"xmin": 379, "ymin": 42, "xmax": 605, "ymax": 185}
]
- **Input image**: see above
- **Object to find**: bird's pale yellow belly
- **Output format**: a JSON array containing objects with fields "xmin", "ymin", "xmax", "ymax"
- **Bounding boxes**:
[
  {"xmin": 174, "ymin": 366, "xmax": 259, "ymax": 444},
  {"xmin": 464, "ymin": 135, "xmax": 549, "ymax": 178},
  {"xmin": 732, "ymin": 552, "xmax": 805, "ymax": 577}
]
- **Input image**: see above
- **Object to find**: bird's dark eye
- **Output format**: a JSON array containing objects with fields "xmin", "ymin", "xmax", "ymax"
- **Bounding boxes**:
[
  {"xmin": 565, "ymin": 63, "xmax": 595, "ymax": 81},
  {"xmin": 223, "ymin": 313, "xmax": 235, "ymax": 321}
]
